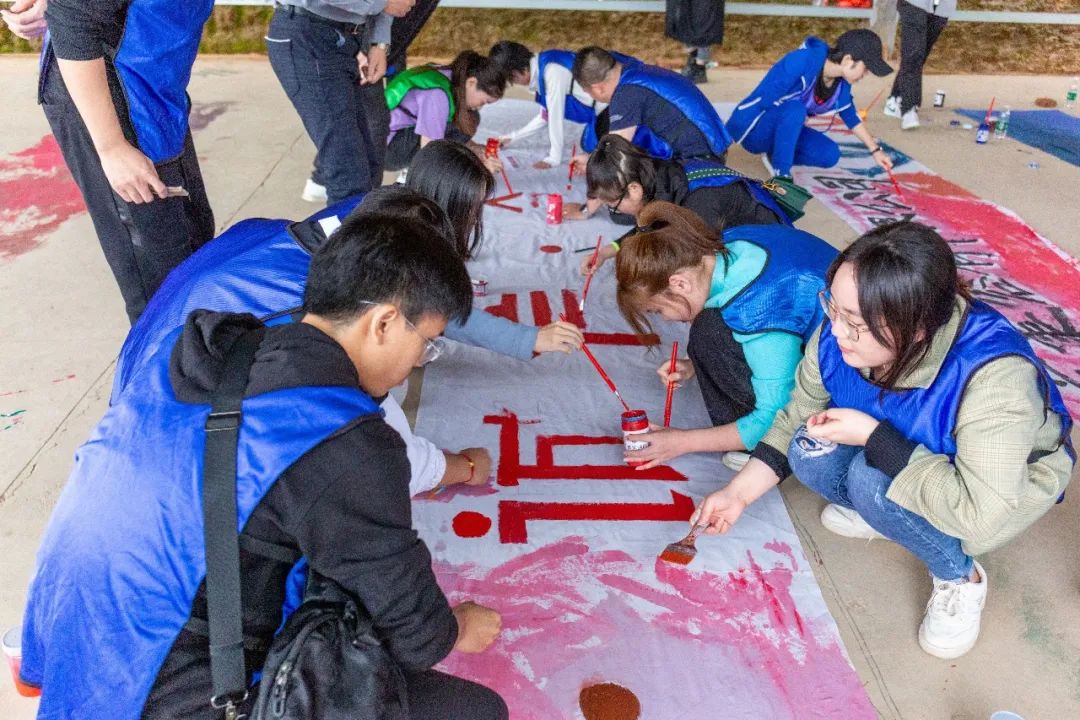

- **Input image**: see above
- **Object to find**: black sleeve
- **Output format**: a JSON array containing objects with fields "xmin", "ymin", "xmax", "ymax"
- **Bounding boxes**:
[
  {"xmin": 45, "ymin": 0, "xmax": 128, "ymax": 61},
  {"xmin": 274, "ymin": 417, "xmax": 458, "ymax": 672},
  {"xmin": 864, "ymin": 420, "xmax": 918, "ymax": 479},
  {"xmin": 751, "ymin": 442, "xmax": 791, "ymax": 482}
]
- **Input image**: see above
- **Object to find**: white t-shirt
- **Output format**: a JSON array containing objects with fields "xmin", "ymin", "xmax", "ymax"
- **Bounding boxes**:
[{"xmin": 381, "ymin": 393, "xmax": 445, "ymax": 497}]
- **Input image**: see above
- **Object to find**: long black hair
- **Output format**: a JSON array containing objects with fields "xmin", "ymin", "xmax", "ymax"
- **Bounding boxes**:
[
  {"xmin": 826, "ymin": 221, "xmax": 971, "ymax": 390},
  {"xmin": 406, "ymin": 139, "xmax": 494, "ymax": 259},
  {"xmin": 586, "ymin": 134, "xmax": 657, "ymax": 204}
]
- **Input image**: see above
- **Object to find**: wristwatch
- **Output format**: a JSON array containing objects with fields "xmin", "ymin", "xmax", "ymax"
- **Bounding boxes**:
[{"xmin": 373, "ymin": 42, "xmax": 389, "ymax": 51}]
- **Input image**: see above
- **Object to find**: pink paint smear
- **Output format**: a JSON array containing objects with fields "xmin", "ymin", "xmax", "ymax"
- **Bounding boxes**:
[{"xmin": 434, "ymin": 539, "xmax": 875, "ymax": 719}]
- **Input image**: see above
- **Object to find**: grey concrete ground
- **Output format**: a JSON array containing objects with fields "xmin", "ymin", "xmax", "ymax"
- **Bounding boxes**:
[{"xmin": 1, "ymin": 56, "xmax": 1078, "ymax": 719}]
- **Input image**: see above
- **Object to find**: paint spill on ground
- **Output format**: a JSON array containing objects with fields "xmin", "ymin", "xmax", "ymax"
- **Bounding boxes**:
[
  {"xmin": 1, "ymin": 409, "xmax": 27, "ymax": 431},
  {"xmin": 452, "ymin": 511, "xmax": 493, "ymax": 538},
  {"xmin": 579, "ymin": 682, "xmax": 641, "ymax": 720},
  {"xmin": 539, "ymin": 245, "xmax": 563, "ymax": 253},
  {"xmin": 0, "ymin": 136, "xmax": 85, "ymax": 262}
]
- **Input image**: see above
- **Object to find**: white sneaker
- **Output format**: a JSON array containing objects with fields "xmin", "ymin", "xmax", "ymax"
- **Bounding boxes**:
[
  {"xmin": 901, "ymin": 107, "xmax": 921, "ymax": 130},
  {"xmin": 761, "ymin": 154, "xmax": 776, "ymax": 177},
  {"xmin": 883, "ymin": 95, "xmax": 901, "ymax": 119},
  {"xmin": 722, "ymin": 451, "xmax": 751, "ymax": 472},
  {"xmin": 919, "ymin": 560, "xmax": 988, "ymax": 659},
  {"xmin": 301, "ymin": 178, "xmax": 327, "ymax": 203},
  {"xmin": 820, "ymin": 503, "xmax": 887, "ymax": 540}
]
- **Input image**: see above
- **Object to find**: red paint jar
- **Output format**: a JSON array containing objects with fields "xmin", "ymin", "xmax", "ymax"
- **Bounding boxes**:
[
  {"xmin": 546, "ymin": 193, "xmax": 563, "ymax": 225},
  {"xmin": 485, "ymin": 137, "xmax": 500, "ymax": 158},
  {"xmin": 3, "ymin": 626, "xmax": 41, "ymax": 698},
  {"xmin": 471, "ymin": 278, "xmax": 488, "ymax": 297},
  {"xmin": 622, "ymin": 410, "xmax": 650, "ymax": 466}
]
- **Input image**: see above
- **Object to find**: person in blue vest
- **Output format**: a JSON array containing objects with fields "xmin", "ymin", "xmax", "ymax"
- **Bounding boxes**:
[
  {"xmin": 489, "ymin": 42, "xmax": 629, "ymax": 169},
  {"xmin": 7, "ymin": 0, "xmax": 216, "ymax": 324},
  {"xmin": 614, "ymin": 201, "xmax": 836, "ymax": 472},
  {"xmin": 21, "ymin": 212, "xmax": 508, "ymax": 719},
  {"xmin": 570, "ymin": 46, "xmax": 732, "ymax": 166},
  {"xmin": 113, "ymin": 142, "xmax": 582, "ymax": 494},
  {"xmin": 693, "ymin": 221, "xmax": 1074, "ymax": 659},
  {"xmin": 577, "ymin": 134, "xmax": 788, "ymax": 275},
  {"xmin": 726, "ymin": 29, "xmax": 895, "ymax": 180}
]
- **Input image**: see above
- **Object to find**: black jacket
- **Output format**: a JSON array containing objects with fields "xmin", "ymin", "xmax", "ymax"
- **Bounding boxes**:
[
  {"xmin": 651, "ymin": 160, "xmax": 784, "ymax": 230},
  {"xmin": 665, "ymin": 0, "xmax": 726, "ymax": 47},
  {"xmin": 144, "ymin": 311, "xmax": 457, "ymax": 718}
]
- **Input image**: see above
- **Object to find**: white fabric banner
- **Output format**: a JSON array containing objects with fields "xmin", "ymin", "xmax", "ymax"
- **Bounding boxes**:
[{"xmin": 412, "ymin": 100, "xmax": 875, "ymax": 719}]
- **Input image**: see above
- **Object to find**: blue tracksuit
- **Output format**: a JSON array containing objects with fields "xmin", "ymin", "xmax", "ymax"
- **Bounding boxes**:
[{"xmin": 726, "ymin": 37, "xmax": 861, "ymax": 176}]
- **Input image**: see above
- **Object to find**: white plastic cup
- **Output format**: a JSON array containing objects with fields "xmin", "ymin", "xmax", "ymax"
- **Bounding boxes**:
[
  {"xmin": 2, "ymin": 625, "xmax": 41, "ymax": 697},
  {"xmin": 990, "ymin": 712, "xmax": 1025, "ymax": 720}
]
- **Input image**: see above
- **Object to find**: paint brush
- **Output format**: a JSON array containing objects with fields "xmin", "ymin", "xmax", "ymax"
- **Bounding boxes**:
[
  {"xmin": 579, "ymin": 234, "xmax": 603, "ymax": 311},
  {"xmin": 567, "ymin": 143, "xmax": 576, "ymax": 190},
  {"xmin": 500, "ymin": 166, "xmax": 514, "ymax": 196},
  {"xmin": 984, "ymin": 96, "xmax": 996, "ymax": 124},
  {"xmin": 884, "ymin": 165, "xmax": 906, "ymax": 201},
  {"xmin": 572, "ymin": 334, "xmax": 630, "ymax": 412},
  {"xmin": 663, "ymin": 341, "xmax": 679, "ymax": 427},
  {"xmin": 859, "ymin": 86, "xmax": 886, "ymax": 119},
  {"xmin": 658, "ymin": 524, "xmax": 708, "ymax": 565}
]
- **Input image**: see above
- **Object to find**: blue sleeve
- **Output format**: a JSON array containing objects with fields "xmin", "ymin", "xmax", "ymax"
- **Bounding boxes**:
[
  {"xmin": 608, "ymin": 84, "xmax": 652, "ymax": 132},
  {"xmin": 837, "ymin": 82, "xmax": 862, "ymax": 129},
  {"xmin": 444, "ymin": 308, "xmax": 539, "ymax": 361},
  {"xmin": 748, "ymin": 49, "xmax": 816, "ymax": 110},
  {"xmin": 731, "ymin": 330, "xmax": 805, "ymax": 450}
]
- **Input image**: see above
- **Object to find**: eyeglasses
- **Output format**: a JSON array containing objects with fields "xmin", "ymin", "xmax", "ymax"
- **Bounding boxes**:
[
  {"xmin": 818, "ymin": 290, "xmax": 870, "ymax": 343},
  {"xmin": 359, "ymin": 301, "xmax": 445, "ymax": 365},
  {"xmin": 605, "ymin": 187, "xmax": 627, "ymax": 213}
]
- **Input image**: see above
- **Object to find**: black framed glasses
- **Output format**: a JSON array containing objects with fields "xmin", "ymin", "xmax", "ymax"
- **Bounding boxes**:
[
  {"xmin": 605, "ymin": 187, "xmax": 627, "ymax": 213},
  {"xmin": 818, "ymin": 290, "xmax": 870, "ymax": 343}
]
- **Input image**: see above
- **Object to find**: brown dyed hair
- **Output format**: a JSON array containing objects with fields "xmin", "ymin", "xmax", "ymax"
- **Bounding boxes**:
[
  {"xmin": 615, "ymin": 201, "xmax": 729, "ymax": 337},
  {"xmin": 827, "ymin": 221, "xmax": 972, "ymax": 390}
]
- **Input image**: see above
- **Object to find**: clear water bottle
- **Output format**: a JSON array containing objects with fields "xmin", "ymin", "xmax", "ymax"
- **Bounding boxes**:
[
  {"xmin": 1067, "ymin": 78, "xmax": 1079, "ymax": 109},
  {"xmin": 994, "ymin": 107, "xmax": 1010, "ymax": 139}
]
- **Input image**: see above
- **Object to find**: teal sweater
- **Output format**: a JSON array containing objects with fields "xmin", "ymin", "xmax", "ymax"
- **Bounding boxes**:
[{"xmin": 703, "ymin": 243, "xmax": 804, "ymax": 449}]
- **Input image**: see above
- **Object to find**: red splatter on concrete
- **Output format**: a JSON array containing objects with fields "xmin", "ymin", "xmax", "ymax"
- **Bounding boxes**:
[
  {"xmin": 0, "ymin": 135, "xmax": 86, "ymax": 262},
  {"xmin": 433, "ymin": 539, "xmax": 875, "ymax": 719},
  {"xmin": 452, "ymin": 511, "xmax": 493, "ymax": 538},
  {"xmin": 540, "ymin": 244, "xmax": 563, "ymax": 254},
  {"xmin": 51, "ymin": 373, "xmax": 77, "ymax": 384}
]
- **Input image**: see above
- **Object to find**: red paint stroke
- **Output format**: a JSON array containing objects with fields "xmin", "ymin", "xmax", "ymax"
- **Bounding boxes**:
[
  {"xmin": 484, "ymin": 411, "xmax": 684, "ymax": 488},
  {"xmin": 539, "ymin": 245, "xmax": 563, "ymax": 254},
  {"xmin": 433, "ymin": 540, "xmax": 876, "ymax": 719},
  {"xmin": 51, "ymin": 373, "xmax": 77, "ymax": 383},
  {"xmin": 0, "ymin": 390, "xmax": 27, "ymax": 398},
  {"xmin": 0, "ymin": 135, "xmax": 86, "ymax": 262},
  {"xmin": 764, "ymin": 540, "xmax": 800, "ymax": 572},
  {"xmin": 535, "ymin": 290, "xmax": 660, "ymax": 347},
  {"xmin": 529, "ymin": 192, "xmax": 541, "ymax": 208},
  {"xmin": 483, "ymin": 293, "xmax": 519, "ymax": 323},
  {"xmin": 453, "ymin": 511, "xmax": 493, "ymax": 538},
  {"xmin": 498, "ymin": 490, "xmax": 694, "ymax": 543}
]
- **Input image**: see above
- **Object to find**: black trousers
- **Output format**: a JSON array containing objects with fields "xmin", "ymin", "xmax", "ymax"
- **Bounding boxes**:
[
  {"xmin": 890, "ymin": 0, "xmax": 949, "ymax": 114},
  {"xmin": 39, "ymin": 53, "xmax": 214, "ymax": 324},
  {"xmin": 686, "ymin": 308, "xmax": 755, "ymax": 428},
  {"xmin": 267, "ymin": 6, "xmax": 383, "ymax": 202},
  {"xmin": 406, "ymin": 669, "xmax": 508, "ymax": 720}
]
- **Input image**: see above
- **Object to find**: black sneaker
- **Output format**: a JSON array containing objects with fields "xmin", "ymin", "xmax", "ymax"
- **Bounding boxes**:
[{"xmin": 687, "ymin": 62, "xmax": 707, "ymax": 85}]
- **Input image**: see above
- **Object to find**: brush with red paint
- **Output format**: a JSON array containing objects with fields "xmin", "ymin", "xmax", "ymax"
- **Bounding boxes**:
[
  {"xmin": 884, "ymin": 165, "xmax": 905, "ymax": 202},
  {"xmin": 663, "ymin": 341, "xmax": 679, "ymax": 427},
  {"xmin": 658, "ymin": 524, "xmax": 708, "ymax": 565},
  {"xmin": 579, "ymin": 234, "xmax": 604, "ymax": 311},
  {"xmin": 567, "ymin": 143, "xmax": 576, "ymax": 190},
  {"xmin": 563, "ymin": 312, "xmax": 632, "ymax": 412}
]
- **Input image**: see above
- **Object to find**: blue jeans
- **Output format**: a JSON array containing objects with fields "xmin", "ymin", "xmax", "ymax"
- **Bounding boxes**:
[
  {"xmin": 740, "ymin": 100, "xmax": 840, "ymax": 177},
  {"xmin": 788, "ymin": 427, "xmax": 973, "ymax": 580}
]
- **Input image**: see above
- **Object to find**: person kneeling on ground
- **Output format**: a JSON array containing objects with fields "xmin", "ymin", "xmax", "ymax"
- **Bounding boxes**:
[
  {"xmin": 615, "ymin": 201, "xmax": 836, "ymax": 472},
  {"xmin": 692, "ymin": 221, "xmax": 1074, "ymax": 659},
  {"xmin": 21, "ymin": 213, "xmax": 509, "ymax": 719},
  {"xmin": 384, "ymin": 50, "xmax": 508, "ymax": 175},
  {"xmin": 577, "ymin": 134, "xmax": 789, "ymax": 274},
  {"xmin": 726, "ymin": 29, "xmax": 894, "ymax": 180}
]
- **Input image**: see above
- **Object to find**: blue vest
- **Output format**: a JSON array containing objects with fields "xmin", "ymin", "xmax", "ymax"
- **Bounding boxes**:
[
  {"xmin": 536, "ymin": 50, "xmax": 596, "ymax": 125},
  {"xmin": 21, "ymin": 328, "xmax": 381, "ymax": 719},
  {"xmin": 717, "ymin": 225, "xmax": 835, "ymax": 341},
  {"xmin": 819, "ymin": 300, "xmax": 1075, "ymax": 460},
  {"xmin": 683, "ymin": 158, "xmax": 793, "ymax": 226},
  {"xmin": 616, "ymin": 61, "xmax": 733, "ymax": 160},
  {"xmin": 113, "ymin": 196, "xmax": 365, "ymax": 404}
]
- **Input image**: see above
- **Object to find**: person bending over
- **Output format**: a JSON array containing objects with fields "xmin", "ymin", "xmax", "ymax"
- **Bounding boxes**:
[
  {"xmin": 693, "ymin": 221, "xmax": 1074, "ymax": 659},
  {"xmin": 22, "ymin": 213, "xmax": 508, "ymax": 719},
  {"xmin": 615, "ymin": 201, "xmax": 836, "ymax": 472},
  {"xmin": 726, "ymin": 29, "xmax": 894, "ymax": 180},
  {"xmin": 384, "ymin": 50, "xmax": 507, "ymax": 173}
]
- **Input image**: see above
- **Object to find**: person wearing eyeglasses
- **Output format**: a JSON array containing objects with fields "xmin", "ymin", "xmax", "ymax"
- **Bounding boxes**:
[
  {"xmin": 576, "ymin": 134, "xmax": 790, "ymax": 276},
  {"xmin": 613, "ymin": 201, "xmax": 836, "ymax": 473},
  {"xmin": 692, "ymin": 221, "xmax": 1074, "ymax": 660}
]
